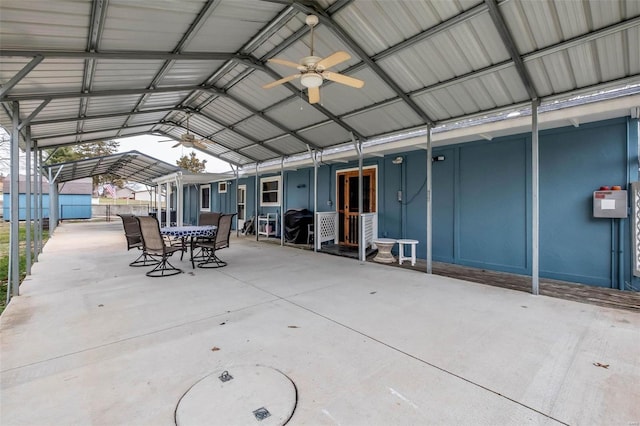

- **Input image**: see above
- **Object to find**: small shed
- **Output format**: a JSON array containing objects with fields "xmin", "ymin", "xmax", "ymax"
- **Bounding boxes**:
[{"xmin": 3, "ymin": 175, "xmax": 93, "ymax": 221}]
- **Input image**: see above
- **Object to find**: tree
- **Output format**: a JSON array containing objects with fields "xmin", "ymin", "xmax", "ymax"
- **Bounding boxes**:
[
  {"xmin": 176, "ymin": 151, "xmax": 207, "ymax": 173},
  {"xmin": 45, "ymin": 140, "xmax": 122, "ymax": 187}
]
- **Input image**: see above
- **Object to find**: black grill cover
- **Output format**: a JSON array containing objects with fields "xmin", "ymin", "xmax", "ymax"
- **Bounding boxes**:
[{"xmin": 284, "ymin": 209, "xmax": 314, "ymax": 243}]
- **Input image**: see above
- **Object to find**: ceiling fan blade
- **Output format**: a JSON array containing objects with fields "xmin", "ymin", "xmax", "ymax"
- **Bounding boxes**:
[
  {"xmin": 308, "ymin": 86, "xmax": 320, "ymax": 104},
  {"xmin": 172, "ymin": 142, "xmax": 181, "ymax": 148},
  {"xmin": 158, "ymin": 139, "xmax": 174, "ymax": 143},
  {"xmin": 322, "ymin": 71, "xmax": 364, "ymax": 88},
  {"xmin": 267, "ymin": 58, "xmax": 302, "ymax": 69},
  {"xmin": 263, "ymin": 73, "xmax": 300, "ymax": 89},
  {"xmin": 316, "ymin": 51, "xmax": 351, "ymax": 70}
]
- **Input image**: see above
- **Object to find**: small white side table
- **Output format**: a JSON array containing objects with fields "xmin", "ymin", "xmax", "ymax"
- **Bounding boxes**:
[
  {"xmin": 373, "ymin": 238, "xmax": 397, "ymax": 263},
  {"xmin": 397, "ymin": 239, "xmax": 419, "ymax": 266}
]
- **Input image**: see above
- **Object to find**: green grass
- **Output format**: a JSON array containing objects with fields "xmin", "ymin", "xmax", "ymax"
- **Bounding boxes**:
[{"xmin": 0, "ymin": 221, "xmax": 49, "ymax": 315}]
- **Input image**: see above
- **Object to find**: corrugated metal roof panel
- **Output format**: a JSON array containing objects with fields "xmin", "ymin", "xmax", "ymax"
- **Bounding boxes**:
[
  {"xmin": 0, "ymin": 0, "xmax": 90, "ymax": 50},
  {"xmin": 228, "ymin": 71, "xmax": 295, "ymax": 110},
  {"xmin": 240, "ymin": 144, "xmax": 280, "ymax": 162},
  {"xmin": 219, "ymin": 150, "xmax": 254, "ymax": 166},
  {"xmin": 186, "ymin": 0, "xmax": 283, "ymax": 52},
  {"xmin": 595, "ymin": 32, "xmax": 629, "ymax": 82},
  {"xmin": 343, "ymin": 101, "xmax": 424, "ymax": 137},
  {"xmin": 21, "ymin": 98, "xmax": 81, "ymax": 122},
  {"xmin": 265, "ymin": 135, "xmax": 307, "ymax": 156},
  {"xmin": 251, "ymin": 14, "xmax": 306, "ymax": 59},
  {"xmin": 128, "ymin": 111, "xmax": 174, "ymax": 127},
  {"xmin": 143, "ymin": 91, "xmax": 194, "ymax": 108},
  {"xmin": 86, "ymin": 95, "xmax": 141, "ymax": 115},
  {"xmin": 319, "ymin": 68, "xmax": 397, "ymax": 115},
  {"xmin": 629, "ymin": 26, "xmax": 640, "ymax": 74},
  {"xmin": 101, "ymin": 0, "xmax": 206, "ymax": 51},
  {"xmin": 32, "ymin": 122, "xmax": 77, "ymax": 139},
  {"xmin": 201, "ymin": 97, "xmax": 253, "ymax": 125},
  {"xmin": 1, "ymin": 58, "xmax": 84, "ymax": 94},
  {"xmin": 333, "ymin": 0, "xmax": 483, "ymax": 56},
  {"xmin": 92, "ymin": 60, "xmax": 164, "ymax": 90},
  {"xmin": 159, "ymin": 60, "xmax": 225, "ymax": 87},
  {"xmin": 214, "ymin": 63, "xmax": 249, "ymax": 88},
  {"xmin": 297, "ymin": 122, "xmax": 350, "ymax": 147},
  {"xmin": 265, "ymin": 97, "xmax": 328, "ymax": 130},
  {"xmin": 214, "ymin": 129, "xmax": 255, "ymax": 150},
  {"xmin": 234, "ymin": 116, "xmax": 282, "ymax": 141},
  {"xmin": 82, "ymin": 116, "xmax": 128, "ymax": 132},
  {"xmin": 185, "ymin": 113, "xmax": 226, "ymax": 137}
]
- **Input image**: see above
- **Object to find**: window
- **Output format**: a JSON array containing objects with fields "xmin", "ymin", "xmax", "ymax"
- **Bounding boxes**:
[
  {"xmin": 218, "ymin": 181, "xmax": 228, "ymax": 193},
  {"xmin": 260, "ymin": 176, "xmax": 281, "ymax": 207},
  {"xmin": 200, "ymin": 185, "xmax": 210, "ymax": 211}
]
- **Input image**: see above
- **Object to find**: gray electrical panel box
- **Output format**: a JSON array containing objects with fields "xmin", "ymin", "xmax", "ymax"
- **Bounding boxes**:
[{"xmin": 593, "ymin": 190, "xmax": 627, "ymax": 218}]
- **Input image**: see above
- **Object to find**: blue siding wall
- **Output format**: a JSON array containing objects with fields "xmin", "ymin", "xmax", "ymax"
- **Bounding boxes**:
[
  {"xmin": 458, "ymin": 138, "xmax": 529, "ymax": 273},
  {"xmin": 539, "ymin": 119, "xmax": 627, "ymax": 286},
  {"xmin": 181, "ymin": 117, "xmax": 636, "ymax": 290},
  {"xmin": 183, "ymin": 185, "xmax": 200, "ymax": 225}
]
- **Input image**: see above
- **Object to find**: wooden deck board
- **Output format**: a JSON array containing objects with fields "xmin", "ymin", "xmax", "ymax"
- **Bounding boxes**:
[{"xmin": 385, "ymin": 258, "xmax": 640, "ymax": 313}]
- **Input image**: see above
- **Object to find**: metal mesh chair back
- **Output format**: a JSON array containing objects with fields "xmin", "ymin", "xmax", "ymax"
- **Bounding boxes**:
[
  {"xmin": 199, "ymin": 212, "xmax": 221, "ymax": 227},
  {"xmin": 118, "ymin": 214, "xmax": 142, "ymax": 250},
  {"xmin": 215, "ymin": 214, "xmax": 234, "ymax": 249},
  {"xmin": 136, "ymin": 216, "xmax": 165, "ymax": 254}
]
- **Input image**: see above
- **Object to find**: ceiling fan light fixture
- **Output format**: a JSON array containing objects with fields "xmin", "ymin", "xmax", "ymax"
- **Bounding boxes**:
[{"xmin": 300, "ymin": 73, "xmax": 323, "ymax": 88}]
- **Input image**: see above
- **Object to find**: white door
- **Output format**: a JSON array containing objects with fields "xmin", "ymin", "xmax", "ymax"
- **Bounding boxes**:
[{"xmin": 237, "ymin": 185, "xmax": 246, "ymax": 229}]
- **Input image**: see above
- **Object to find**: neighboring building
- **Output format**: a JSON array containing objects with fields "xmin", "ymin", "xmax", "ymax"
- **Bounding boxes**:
[{"xmin": 3, "ymin": 175, "xmax": 92, "ymax": 220}]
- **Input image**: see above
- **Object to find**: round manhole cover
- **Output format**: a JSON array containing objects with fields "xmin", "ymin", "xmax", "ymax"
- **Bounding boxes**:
[{"xmin": 175, "ymin": 366, "xmax": 297, "ymax": 426}]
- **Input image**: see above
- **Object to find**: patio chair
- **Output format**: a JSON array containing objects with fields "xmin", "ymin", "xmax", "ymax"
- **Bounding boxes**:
[
  {"xmin": 190, "ymin": 212, "xmax": 222, "ymax": 262},
  {"xmin": 136, "ymin": 216, "xmax": 183, "ymax": 277},
  {"xmin": 192, "ymin": 213, "xmax": 236, "ymax": 268},
  {"xmin": 117, "ymin": 214, "xmax": 158, "ymax": 267}
]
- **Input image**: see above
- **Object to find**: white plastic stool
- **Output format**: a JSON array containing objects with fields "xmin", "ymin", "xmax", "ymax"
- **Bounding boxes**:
[{"xmin": 397, "ymin": 239, "xmax": 419, "ymax": 266}]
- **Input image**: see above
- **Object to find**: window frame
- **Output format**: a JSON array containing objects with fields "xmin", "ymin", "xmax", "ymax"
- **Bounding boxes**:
[
  {"xmin": 218, "ymin": 181, "xmax": 228, "ymax": 194},
  {"xmin": 260, "ymin": 176, "xmax": 281, "ymax": 207},
  {"xmin": 200, "ymin": 185, "xmax": 211, "ymax": 211}
]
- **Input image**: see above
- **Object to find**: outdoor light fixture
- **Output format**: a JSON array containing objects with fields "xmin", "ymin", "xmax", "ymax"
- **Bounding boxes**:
[
  {"xmin": 392, "ymin": 156, "xmax": 403, "ymax": 165},
  {"xmin": 300, "ymin": 73, "xmax": 323, "ymax": 88},
  {"xmin": 432, "ymin": 155, "xmax": 445, "ymax": 162}
]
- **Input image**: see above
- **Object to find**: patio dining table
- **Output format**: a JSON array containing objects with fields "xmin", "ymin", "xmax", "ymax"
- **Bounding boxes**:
[{"xmin": 160, "ymin": 225, "xmax": 217, "ymax": 263}]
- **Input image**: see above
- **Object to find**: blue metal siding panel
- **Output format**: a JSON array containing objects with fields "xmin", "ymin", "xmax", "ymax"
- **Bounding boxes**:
[
  {"xmin": 432, "ymin": 148, "xmax": 456, "ymax": 263},
  {"xmin": 285, "ymin": 169, "xmax": 312, "ymax": 211},
  {"xmin": 3, "ymin": 194, "xmax": 51, "ymax": 220},
  {"xmin": 183, "ymin": 185, "xmax": 199, "ymax": 225},
  {"xmin": 59, "ymin": 195, "xmax": 92, "ymax": 219},
  {"xmin": 540, "ymin": 119, "xmax": 627, "ymax": 287},
  {"xmin": 458, "ymin": 138, "xmax": 529, "ymax": 273}
]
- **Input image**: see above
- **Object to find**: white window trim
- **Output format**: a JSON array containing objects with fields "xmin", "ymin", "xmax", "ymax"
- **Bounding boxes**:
[
  {"xmin": 200, "ymin": 185, "xmax": 211, "ymax": 211},
  {"xmin": 260, "ymin": 176, "xmax": 281, "ymax": 207},
  {"xmin": 218, "ymin": 181, "xmax": 228, "ymax": 193}
]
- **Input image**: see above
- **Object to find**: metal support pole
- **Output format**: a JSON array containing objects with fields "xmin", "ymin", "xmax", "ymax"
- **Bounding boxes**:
[
  {"xmin": 280, "ymin": 157, "xmax": 285, "ymax": 246},
  {"xmin": 356, "ymin": 139, "xmax": 364, "ymax": 262},
  {"xmin": 426, "ymin": 126, "xmax": 433, "ymax": 274},
  {"xmin": 255, "ymin": 164, "xmax": 260, "ymax": 241},
  {"xmin": 307, "ymin": 146, "xmax": 319, "ymax": 253},
  {"xmin": 37, "ymin": 148, "xmax": 43, "ymax": 247},
  {"xmin": 25, "ymin": 127, "xmax": 32, "ymax": 275},
  {"xmin": 234, "ymin": 166, "xmax": 239, "ymax": 236},
  {"xmin": 8, "ymin": 101, "xmax": 20, "ymax": 300},
  {"xmin": 176, "ymin": 173, "xmax": 183, "ymax": 226},
  {"xmin": 532, "ymin": 99, "xmax": 540, "ymax": 295},
  {"xmin": 33, "ymin": 141, "xmax": 40, "ymax": 259}
]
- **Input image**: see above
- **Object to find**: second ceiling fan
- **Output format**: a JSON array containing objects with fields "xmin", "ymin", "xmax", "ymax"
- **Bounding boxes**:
[{"xmin": 262, "ymin": 14, "xmax": 364, "ymax": 104}]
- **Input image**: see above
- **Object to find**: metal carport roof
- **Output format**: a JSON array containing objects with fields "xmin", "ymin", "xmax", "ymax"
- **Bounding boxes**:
[
  {"xmin": 0, "ymin": 0, "xmax": 638, "ymax": 169},
  {"xmin": 43, "ymin": 150, "xmax": 180, "ymax": 185}
]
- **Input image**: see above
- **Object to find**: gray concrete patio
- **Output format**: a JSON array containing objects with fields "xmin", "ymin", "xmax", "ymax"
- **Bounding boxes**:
[{"xmin": 1, "ymin": 221, "xmax": 639, "ymax": 425}]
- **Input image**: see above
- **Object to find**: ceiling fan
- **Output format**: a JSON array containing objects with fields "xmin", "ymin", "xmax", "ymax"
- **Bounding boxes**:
[
  {"xmin": 159, "ymin": 114, "xmax": 207, "ymax": 149},
  {"xmin": 262, "ymin": 14, "xmax": 364, "ymax": 104}
]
